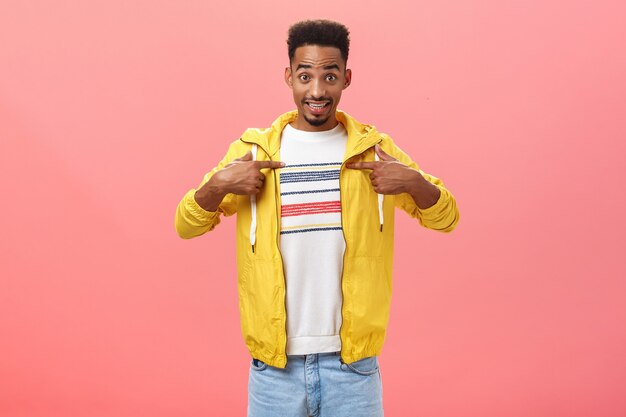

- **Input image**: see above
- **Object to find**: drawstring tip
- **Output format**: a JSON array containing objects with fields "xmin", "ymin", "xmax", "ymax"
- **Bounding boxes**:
[
  {"xmin": 379, "ymin": 224, "xmax": 383, "ymax": 232},
  {"xmin": 251, "ymin": 244, "xmax": 255, "ymax": 253}
]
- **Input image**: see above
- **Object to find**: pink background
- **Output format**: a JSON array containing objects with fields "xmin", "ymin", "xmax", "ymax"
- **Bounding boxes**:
[{"xmin": 1, "ymin": 1, "xmax": 625, "ymax": 416}]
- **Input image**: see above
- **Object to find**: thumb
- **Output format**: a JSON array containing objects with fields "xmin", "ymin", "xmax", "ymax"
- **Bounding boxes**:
[
  {"xmin": 236, "ymin": 151, "xmax": 253, "ymax": 161},
  {"xmin": 375, "ymin": 144, "xmax": 395, "ymax": 161}
]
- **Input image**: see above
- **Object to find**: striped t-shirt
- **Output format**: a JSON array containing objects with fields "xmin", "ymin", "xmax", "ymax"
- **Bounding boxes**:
[{"xmin": 279, "ymin": 122, "xmax": 347, "ymax": 355}]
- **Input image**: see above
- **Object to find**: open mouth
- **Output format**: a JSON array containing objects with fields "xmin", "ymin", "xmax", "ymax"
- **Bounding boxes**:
[{"xmin": 305, "ymin": 101, "xmax": 331, "ymax": 115}]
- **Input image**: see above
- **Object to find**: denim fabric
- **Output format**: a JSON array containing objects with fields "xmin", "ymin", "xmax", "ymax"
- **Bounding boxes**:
[{"xmin": 247, "ymin": 352, "xmax": 384, "ymax": 417}]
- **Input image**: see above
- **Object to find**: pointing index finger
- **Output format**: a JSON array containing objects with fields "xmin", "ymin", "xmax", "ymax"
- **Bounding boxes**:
[
  {"xmin": 255, "ymin": 160, "xmax": 286, "ymax": 169},
  {"xmin": 346, "ymin": 161, "xmax": 378, "ymax": 170}
]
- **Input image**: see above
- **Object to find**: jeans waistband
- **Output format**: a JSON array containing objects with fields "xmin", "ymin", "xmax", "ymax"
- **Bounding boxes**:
[{"xmin": 286, "ymin": 351, "xmax": 341, "ymax": 360}]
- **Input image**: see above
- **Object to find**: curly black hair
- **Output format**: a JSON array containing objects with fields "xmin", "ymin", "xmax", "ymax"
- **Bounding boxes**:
[{"xmin": 287, "ymin": 20, "xmax": 350, "ymax": 64}]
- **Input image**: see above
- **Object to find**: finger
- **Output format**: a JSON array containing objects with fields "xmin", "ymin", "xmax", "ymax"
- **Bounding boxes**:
[
  {"xmin": 236, "ymin": 151, "xmax": 253, "ymax": 161},
  {"xmin": 375, "ymin": 144, "xmax": 396, "ymax": 161},
  {"xmin": 373, "ymin": 184, "xmax": 388, "ymax": 194},
  {"xmin": 346, "ymin": 161, "xmax": 378, "ymax": 170},
  {"xmin": 255, "ymin": 160, "xmax": 286, "ymax": 169}
]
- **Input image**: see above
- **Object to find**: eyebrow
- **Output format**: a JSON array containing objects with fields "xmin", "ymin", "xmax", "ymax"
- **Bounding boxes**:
[{"xmin": 295, "ymin": 64, "xmax": 341, "ymax": 71}]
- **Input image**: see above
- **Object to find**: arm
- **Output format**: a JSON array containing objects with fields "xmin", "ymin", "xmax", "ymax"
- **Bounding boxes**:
[
  {"xmin": 174, "ymin": 141, "xmax": 240, "ymax": 239},
  {"xmin": 384, "ymin": 136, "xmax": 459, "ymax": 232},
  {"xmin": 394, "ymin": 170, "xmax": 459, "ymax": 233},
  {"xmin": 175, "ymin": 141, "xmax": 285, "ymax": 239},
  {"xmin": 347, "ymin": 135, "xmax": 459, "ymax": 233}
]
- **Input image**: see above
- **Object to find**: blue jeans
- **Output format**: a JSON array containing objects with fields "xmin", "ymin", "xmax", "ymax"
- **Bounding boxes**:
[{"xmin": 247, "ymin": 352, "xmax": 384, "ymax": 417}]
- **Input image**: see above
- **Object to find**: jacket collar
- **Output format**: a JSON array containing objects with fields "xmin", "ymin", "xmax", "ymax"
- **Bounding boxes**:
[{"xmin": 239, "ymin": 110, "xmax": 382, "ymax": 161}]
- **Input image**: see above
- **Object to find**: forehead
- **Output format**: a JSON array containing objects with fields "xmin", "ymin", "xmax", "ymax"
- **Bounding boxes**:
[{"xmin": 291, "ymin": 44, "xmax": 345, "ymax": 70}]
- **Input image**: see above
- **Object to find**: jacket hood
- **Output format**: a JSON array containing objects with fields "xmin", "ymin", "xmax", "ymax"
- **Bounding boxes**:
[{"xmin": 240, "ymin": 109, "xmax": 382, "ymax": 160}]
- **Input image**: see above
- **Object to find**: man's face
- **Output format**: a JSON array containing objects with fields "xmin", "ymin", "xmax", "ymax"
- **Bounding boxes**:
[{"xmin": 285, "ymin": 44, "xmax": 351, "ymax": 131}]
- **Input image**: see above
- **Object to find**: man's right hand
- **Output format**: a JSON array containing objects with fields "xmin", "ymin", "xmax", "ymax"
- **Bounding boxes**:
[{"xmin": 194, "ymin": 151, "xmax": 285, "ymax": 211}]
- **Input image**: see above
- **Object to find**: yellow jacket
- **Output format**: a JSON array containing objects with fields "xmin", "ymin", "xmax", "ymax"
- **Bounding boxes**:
[{"xmin": 175, "ymin": 110, "xmax": 459, "ymax": 368}]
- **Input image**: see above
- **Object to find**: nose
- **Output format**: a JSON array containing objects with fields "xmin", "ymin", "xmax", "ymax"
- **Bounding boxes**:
[{"xmin": 309, "ymin": 78, "xmax": 325, "ymax": 99}]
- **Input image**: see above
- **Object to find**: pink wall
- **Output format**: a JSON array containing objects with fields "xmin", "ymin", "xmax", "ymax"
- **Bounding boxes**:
[{"xmin": 1, "ymin": 1, "xmax": 625, "ymax": 416}]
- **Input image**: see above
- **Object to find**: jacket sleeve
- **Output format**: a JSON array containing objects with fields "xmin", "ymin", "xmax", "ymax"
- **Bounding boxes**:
[
  {"xmin": 174, "ymin": 140, "xmax": 241, "ymax": 239},
  {"xmin": 381, "ymin": 134, "xmax": 460, "ymax": 233}
]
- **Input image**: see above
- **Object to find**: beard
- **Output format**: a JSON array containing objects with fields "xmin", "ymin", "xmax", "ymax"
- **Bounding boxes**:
[
  {"xmin": 301, "ymin": 97, "xmax": 333, "ymax": 127},
  {"xmin": 303, "ymin": 114, "xmax": 331, "ymax": 127}
]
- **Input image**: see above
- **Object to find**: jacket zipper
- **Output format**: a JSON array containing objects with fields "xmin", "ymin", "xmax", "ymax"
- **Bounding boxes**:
[
  {"xmin": 338, "ymin": 161, "xmax": 347, "ymax": 363},
  {"xmin": 338, "ymin": 136, "xmax": 383, "ymax": 363},
  {"xmin": 272, "ymin": 164, "xmax": 288, "ymax": 364},
  {"xmin": 239, "ymin": 137, "xmax": 288, "ymax": 366}
]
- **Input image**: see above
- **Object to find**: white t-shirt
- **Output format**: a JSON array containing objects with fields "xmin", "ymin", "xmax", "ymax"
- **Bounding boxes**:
[{"xmin": 279, "ymin": 122, "xmax": 348, "ymax": 355}]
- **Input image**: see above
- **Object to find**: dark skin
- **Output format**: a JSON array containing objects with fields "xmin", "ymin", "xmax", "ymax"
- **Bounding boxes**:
[
  {"xmin": 194, "ymin": 44, "xmax": 440, "ymax": 211},
  {"xmin": 347, "ymin": 144, "xmax": 441, "ymax": 209},
  {"xmin": 284, "ymin": 45, "xmax": 351, "ymax": 131},
  {"xmin": 194, "ymin": 151, "xmax": 284, "ymax": 211}
]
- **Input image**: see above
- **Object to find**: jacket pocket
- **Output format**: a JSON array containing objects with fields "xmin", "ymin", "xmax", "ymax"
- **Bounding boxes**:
[
  {"xmin": 239, "ymin": 258, "xmax": 285, "ymax": 351},
  {"xmin": 344, "ymin": 256, "xmax": 392, "ymax": 343},
  {"xmin": 237, "ymin": 257, "xmax": 253, "ymax": 340}
]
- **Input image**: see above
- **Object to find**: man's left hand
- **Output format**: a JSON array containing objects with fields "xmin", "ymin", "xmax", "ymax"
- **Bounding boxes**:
[{"xmin": 346, "ymin": 144, "xmax": 441, "ymax": 209}]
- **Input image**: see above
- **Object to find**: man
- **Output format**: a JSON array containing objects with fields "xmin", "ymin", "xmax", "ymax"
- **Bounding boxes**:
[{"xmin": 175, "ymin": 19, "xmax": 459, "ymax": 417}]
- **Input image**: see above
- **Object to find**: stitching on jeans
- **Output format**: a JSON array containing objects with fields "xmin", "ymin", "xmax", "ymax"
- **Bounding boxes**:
[{"xmin": 345, "ymin": 357, "xmax": 379, "ymax": 376}]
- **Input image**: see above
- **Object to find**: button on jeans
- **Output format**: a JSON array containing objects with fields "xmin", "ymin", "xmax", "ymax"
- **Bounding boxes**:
[{"xmin": 247, "ymin": 352, "xmax": 384, "ymax": 417}]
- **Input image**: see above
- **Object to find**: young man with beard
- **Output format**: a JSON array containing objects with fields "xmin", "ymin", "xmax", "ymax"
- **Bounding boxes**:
[{"xmin": 175, "ymin": 19, "xmax": 459, "ymax": 417}]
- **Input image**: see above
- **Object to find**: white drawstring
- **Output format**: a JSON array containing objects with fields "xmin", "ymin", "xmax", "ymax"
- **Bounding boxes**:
[
  {"xmin": 374, "ymin": 151, "xmax": 384, "ymax": 232},
  {"xmin": 250, "ymin": 144, "xmax": 258, "ymax": 252}
]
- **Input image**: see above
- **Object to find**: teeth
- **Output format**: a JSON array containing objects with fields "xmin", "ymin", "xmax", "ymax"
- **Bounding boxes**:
[{"xmin": 308, "ymin": 103, "xmax": 326, "ymax": 108}]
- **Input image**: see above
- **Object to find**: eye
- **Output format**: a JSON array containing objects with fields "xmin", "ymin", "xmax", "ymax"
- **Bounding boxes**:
[
  {"xmin": 326, "ymin": 74, "xmax": 337, "ymax": 81},
  {"xmin": 299, "ymin": 74, "xmax": 310, "ymax": 81}
]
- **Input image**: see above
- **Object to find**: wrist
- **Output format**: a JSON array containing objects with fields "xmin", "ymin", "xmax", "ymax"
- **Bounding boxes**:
[
  {"xmin": 194, "ymin": 176, "xmax": 227, "ymax": 211},
  {"xmin": 206, "ymin": 175, "xmax": 227, "ymax": 198},
  {"xmin": 405, "ymin": 169, "xmax": 426, "ymax": 196},
  {"xmin": 407, "ymin": 171, "xmax": 440, "ymax": 209}
]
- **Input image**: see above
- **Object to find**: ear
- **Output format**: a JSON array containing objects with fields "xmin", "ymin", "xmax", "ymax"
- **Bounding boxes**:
[
  {"xmin": 284, "ymin": 66, "xmax": 293, "ymax": 89},
  {"xmin": 343, "ymin": 68, "xmax": 352, "ymax": 90}
]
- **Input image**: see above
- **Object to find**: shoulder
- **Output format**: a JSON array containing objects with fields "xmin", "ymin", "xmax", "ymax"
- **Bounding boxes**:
[
  {"xmin": 372, "ymin": 129, "xmax": 399, "ymax": 152},
  {"xmin": 376, "ymin": 131, "xmax": 419, "ymax": 168}
]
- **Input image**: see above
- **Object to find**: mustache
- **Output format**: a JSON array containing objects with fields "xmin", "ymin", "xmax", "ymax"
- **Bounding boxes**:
[{"xmin": 302, "ymin": 97, "xmax": 332, "ymax": 102}]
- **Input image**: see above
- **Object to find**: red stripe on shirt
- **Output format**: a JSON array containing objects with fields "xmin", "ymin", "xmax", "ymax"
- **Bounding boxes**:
[{"xmin": 281, "ymin": 201, "xmax": 341, "ymax": 217}]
